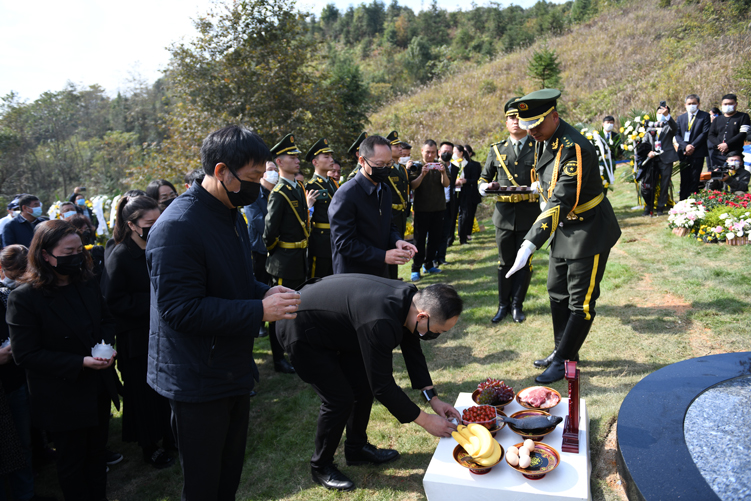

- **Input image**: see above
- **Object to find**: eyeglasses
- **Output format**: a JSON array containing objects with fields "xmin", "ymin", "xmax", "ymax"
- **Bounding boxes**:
[{"xmin": 362, "ymin": 157, "xmax": 395, "ymax": 170}]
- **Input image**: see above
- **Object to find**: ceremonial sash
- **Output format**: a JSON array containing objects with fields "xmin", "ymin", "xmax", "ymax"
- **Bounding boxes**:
[{"xmin": 493, "ymin": 144, "xmax": 520, "ymax": 187}]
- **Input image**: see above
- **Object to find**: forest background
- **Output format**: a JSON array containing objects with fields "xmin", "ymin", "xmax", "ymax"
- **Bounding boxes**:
[{"xmin": 1, "ymin": 0, "xmax": 750, "ymax": 205}]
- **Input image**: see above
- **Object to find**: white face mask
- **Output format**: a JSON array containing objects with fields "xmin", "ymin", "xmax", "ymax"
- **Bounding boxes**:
[
  {"xmin": 11, "ymin": 211, "xmax": 19, "ymax": 218},
  {"xmin": 603, "ymin": 123, "xmax": 614, "ymax": 132},
  {"xmin": 658, "ymin": 114, "xmax": 669, "ymax": 123},
  {"xmin": 398, "ymin": 156, "xmax": 411, "ymax": 165},
  {"xmin": 264, "ymin": 171, "xmax": 279, "ymax": 184},
  {"xmin": 728, "ymin": 160, "xmax": 741, "ymax": 169},
  {"xmin": 686, "ymin": 104, "xmax": 698, "ymax": 114},
  {"xmin": 722, "ymin": 104, "xmax": 735, "ymax": 114}
]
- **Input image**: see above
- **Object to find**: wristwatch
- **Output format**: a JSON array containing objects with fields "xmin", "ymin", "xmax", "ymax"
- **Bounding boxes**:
[{"xmin": 422, "ymin": 388, "xmax": 437, "ymax": 402}]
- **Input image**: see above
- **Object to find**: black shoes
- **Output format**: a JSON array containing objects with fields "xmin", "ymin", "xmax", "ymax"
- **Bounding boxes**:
[
  {"xmin": 534, "ymin": 301, "xmax": 572, "ymax": 368},
  {"xmin": 534, "ymin": 350, "xmax": 557, "ymax": 368},
  {"xmin": 105, "ymin": 450, "xmax": 123, "ymax": 466},
  {"xmin": 311, "ymin": 464, "xmax": 355, "ymax": 491},
  {"xmin": 274, "ymin": 358, "xmax": 295, "ymax": 374},
  {"xmin": 491, "ymin": 303, "xmax": 510, "ymax": 323},
  {"xmin": 536, "ymin": 314, "xmax": 592, "ymax": 384},
  {"xmin": 511, "ymin": 304, "xmax": 526, "ymax": 323},
  {"xmin": 345, "ymin": 443, "xmax": 400, "ymax": 466},
  {"xmin": 143, "ymin": 447, "xmax": 175, "ymax": 469},
  {"xmin": 492, "ymin": 267, "xmax": 512, "ymax": 323}
]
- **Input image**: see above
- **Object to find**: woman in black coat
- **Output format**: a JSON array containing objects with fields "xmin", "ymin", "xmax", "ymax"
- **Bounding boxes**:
[
  {"xmin": 455, "ymin": 145, "xmax": 482, "ymax": 244},
  {"xmin": 7, "ymin": 220, "xmax": 119, "ymax": 501},
  {"xmin": 100, "ymin": 195, "xmax": 174, "ymax": 469}
]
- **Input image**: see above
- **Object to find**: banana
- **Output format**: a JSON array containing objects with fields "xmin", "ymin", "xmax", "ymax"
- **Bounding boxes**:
[
  {"xmin": 451, "ymin": 431, "xmax": 472, "ymax": 453},
  {"xmin": 475, "ymin": 440, "xmax": 502, "ymax": 466},
  {"xmin": 457, "ymin": 425, "xmax": 473, "ymax": 442},
  {"xmin": 469, "ymin": 435, "xmax": 480, "ymax": 457},
  {"xmin": 467, "ymin": 423, "xmax": 493, "ymax": 458}
]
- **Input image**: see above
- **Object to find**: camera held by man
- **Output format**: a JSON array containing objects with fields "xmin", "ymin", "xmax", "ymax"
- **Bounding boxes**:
[{"xmin": 707, "ymin": 152, "xmax": 749, "ymax": 194}]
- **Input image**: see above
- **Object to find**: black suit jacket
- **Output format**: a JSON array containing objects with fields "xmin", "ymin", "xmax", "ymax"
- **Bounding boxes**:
[
  {"xmin": 6, "ymin": 279, "xmax": 119, "ymax": 432},
  {"xmin": 101, "ymin": 237, "xmax": 150, "ymax": 359},
  {"xmin": 329, "ymin": 171, "xmax": 401, "ymax": 277},
  {"xmin": 458, "ymin": 160, "xmax": 482, "ymax": 206},
  {"xmin": 675, "ymin": 110, "xmax": 710, "ymax": 159}
]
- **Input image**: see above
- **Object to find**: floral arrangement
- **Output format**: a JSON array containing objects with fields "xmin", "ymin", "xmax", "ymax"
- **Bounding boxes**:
[
  {"xmin": 707, "ymin": 212, "xmax": 751, "ymax": 243},
  {"xmin": 667, "ymin": 199, "xmax": 705, "ymax": 229},
  {"xmin": 579, "ymin": 127, "xmax": 615, "ymax": 190},
  {"xmin": 619, "ymin": 114, "xmax": 650, "ymax": 157},
  {"xmin": 690, "ymin": 190, "xmax": 750, "ymax": 211}
]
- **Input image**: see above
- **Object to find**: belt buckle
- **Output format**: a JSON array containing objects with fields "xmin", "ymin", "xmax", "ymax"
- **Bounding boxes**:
[{"xmin": 511, "ymin": 194, "xmax": 521, "ymax": 203}]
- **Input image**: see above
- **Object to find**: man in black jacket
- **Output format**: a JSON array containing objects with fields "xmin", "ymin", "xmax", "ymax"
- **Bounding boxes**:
[
  {"xmin": 637, "ymin": 106, "xmax": 679, "ymax": 216},
  {"xmin": 708, "ymin": 94, "xmax": 751, "ymax": 167},
  {"xmin": 675, "ymin": 94, "xmax": 711, "ymax": 200},
  {"xmin": 146, "ymin": 126, "xmax": 301, "ymax": 500},
  {"xmin": 329, "ymin": 135, "xmax": 416, "ymax": 277},
  {"xmin": 276, "ymin": 275, "xmax": 463, "ymax": 492}
]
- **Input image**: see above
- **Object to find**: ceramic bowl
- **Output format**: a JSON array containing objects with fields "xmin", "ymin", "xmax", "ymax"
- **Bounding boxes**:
[
  {"xmin": 453, "ymin": 443, "xmax": 504, "ymax": 475},
  {"xmin": 504, "ymin": 441, "xmax": 560, "ymax": 480},
  {"xmin": 516, "ymin": 386, "xmax": 561, "ymax": 411},
  {"xmin": 507, "ymin": 409, "xmax": 558, "ymax": 440},
  {"xmin": 471, "ymin": 388, "xmax": 515, "ymax": 411}
]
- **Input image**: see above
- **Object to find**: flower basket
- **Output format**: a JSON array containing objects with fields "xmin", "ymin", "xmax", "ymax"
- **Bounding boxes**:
[
  {"xmin": 725, "ymin": 236, "xmax": 749, "ymax": 246},
  {"xmin": 672, "ymin": 227, "xmax": 690, "ymax": 237}
]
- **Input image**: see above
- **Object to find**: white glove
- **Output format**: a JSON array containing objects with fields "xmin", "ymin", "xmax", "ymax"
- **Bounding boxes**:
[
  {"xmin": 478, "ymin": 181, "xmax": 488, "ymax": 197},
  {"xmin": 529, "ymin": 181, "xmax": 540, "ymax": 194},
  {"xmin": 506, "ymin": 240, "xmax": 537, "ymax": 278}
]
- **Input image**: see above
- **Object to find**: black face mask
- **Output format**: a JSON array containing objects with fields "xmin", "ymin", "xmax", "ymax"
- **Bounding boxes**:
[
  {"xmin": 50, "ymin": 252, "xmax": 84, "ymax": 276},
  {"xmin": 368, "ymin": 166, "xmax": 391, "ymax": 183},
  {"xmin": 414, "ymin": 316, "xmax": 440, "ymax": 341},
  {"xmin": 440, "ymin": 151, "xmax": 453, "ymax": 163},
  {"xmin": 222, "ymin": 171, "xmax": 261, "ymax": 207},
  {"xmin": 82, "ymin": 231, "xmax": 93, "ymax": 244},
  {"xmin": 159, "ymin": 198, "xmax": 175, "ymax": 211},
  {"xmin": 134, "ymin": 225, "xmax": 150, "ymax": 240}
]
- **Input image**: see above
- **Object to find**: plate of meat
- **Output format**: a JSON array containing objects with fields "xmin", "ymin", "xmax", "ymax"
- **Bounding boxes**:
[{"xmin": 516, "ymin": 386, "xmax": 561, "ymax": 410}]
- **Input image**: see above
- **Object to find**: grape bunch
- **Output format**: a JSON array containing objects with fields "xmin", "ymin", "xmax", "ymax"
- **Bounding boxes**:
[{"xmin": 476, "ymin": 378, "xmax": 514, "ymax": 405}]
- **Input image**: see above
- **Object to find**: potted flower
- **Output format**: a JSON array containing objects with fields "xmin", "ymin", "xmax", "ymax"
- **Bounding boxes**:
[
  {"xmin": 667, "ymin": 199, "xmax": 705, "ymax": 237},
  {"xmin": 716, "ymin": 212, "xmax": 751, "ymax": 245}
]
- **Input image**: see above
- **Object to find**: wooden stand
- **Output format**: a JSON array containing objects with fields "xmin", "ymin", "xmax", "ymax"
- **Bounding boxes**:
[{"xmin": 562, "ymin": 360, "xmax": 580, "ymax": 453}]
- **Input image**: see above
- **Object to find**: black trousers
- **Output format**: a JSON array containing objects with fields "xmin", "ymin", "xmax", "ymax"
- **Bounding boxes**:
[
  {"xmin": 457, "ymin": 199, "xmax": 478, "ymax": 244},
  {"xmin": 284, "ymin": 335, "xmax": 372, "ymax": 469},
  {"xmin": 495, "ymin": 226, "xmax": 529, "ymax": 267},
  {"xmin": 642, "ymin": 162, "xmax": 672, "ymax": 211},
  {"xmin": 169, "ymin": 395, "xmax": 250, "ymax": 501},
  {"xmin": 436, "ymin": 199, "xmax": 458, "ymax": 261},
  {"xmin": 547, "ymin": 250, "xmax": 610, "ymax": 321},
  {"xmin": 49, "ymin": 391, "xmax": 110, "ymax": 501},
  {"xmin": 389, "ymin": 209, "xmax": 408, "ymax": 279},
  {"xmin": 412, "ymin": 210, "xmax": 445, "ymax": 272},
  {"xmin": 679, "ymin": 156, "xmax": 705, "ymax": 200}
]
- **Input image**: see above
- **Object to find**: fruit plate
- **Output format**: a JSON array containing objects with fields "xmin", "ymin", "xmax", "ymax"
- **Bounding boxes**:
[
  {"xmin": 505, "ymin": 441, "xmax": 560, "ymax": 480},
  {"xmin": 471, "ymin": 388, "xmax": 514, "ymax": 411},
  {"xmin": 516, "ymin": 386, "xmax": 561, "ymax": 410},
  {"xmin": 460, "ymin": 407, "xmax": 507, "ymax": 436},
  {"xmin": 507, "ymin": 409, "xmax": 557, "ymax": 440},
  {"xmin": 453, "ymin": 443, "xmax": 504, "ymax": 475}
]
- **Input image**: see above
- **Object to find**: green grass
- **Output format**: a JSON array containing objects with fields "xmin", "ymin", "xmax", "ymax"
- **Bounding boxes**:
[{"xmin": 34, "ymin": 179, "xmax": 751, "ymax": 500}]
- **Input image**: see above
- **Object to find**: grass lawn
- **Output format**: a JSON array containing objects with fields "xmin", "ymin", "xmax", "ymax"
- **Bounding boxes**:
[{"xmin": 35, "ymin": 180, "xmax": 751, "ymax": 500}]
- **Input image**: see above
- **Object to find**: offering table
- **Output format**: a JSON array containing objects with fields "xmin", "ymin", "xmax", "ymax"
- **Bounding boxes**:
[{"xmin": 423, "ymin": 392, "xmax": 591, "ymax": 501}]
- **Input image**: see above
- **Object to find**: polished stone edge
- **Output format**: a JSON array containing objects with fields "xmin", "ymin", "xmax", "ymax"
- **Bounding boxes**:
[{"xmin": 616, "ymin": 351, "xmax": 751, "ymax": 501}]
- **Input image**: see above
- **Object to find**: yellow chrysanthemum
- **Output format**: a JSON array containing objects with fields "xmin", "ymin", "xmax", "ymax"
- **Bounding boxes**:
[
  {"xmin": 644, "ymin": 115, "xmax": 650, "ymax": 120},
  {"xmin": 620, "ymin": 127, "xmax": 624, "ymax": 133},
  {"xmin": 639, "ymin": 132, "xmax": 645, "ymax": 138}
]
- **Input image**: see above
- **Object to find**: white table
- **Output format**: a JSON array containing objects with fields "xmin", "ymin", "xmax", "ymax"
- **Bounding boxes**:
[{"xmin": 423, "ymin": 392, "xmax": 591, "ymax": 501}]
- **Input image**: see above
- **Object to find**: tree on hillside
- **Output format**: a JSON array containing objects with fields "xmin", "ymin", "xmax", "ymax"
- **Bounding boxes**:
[
  {"xmin": 571, "ymin": 0, "xmax": 592, "ymax": 23},
  {"xmin": 527, "ymin": 46, "xmax": 562, "ymax": 89}
]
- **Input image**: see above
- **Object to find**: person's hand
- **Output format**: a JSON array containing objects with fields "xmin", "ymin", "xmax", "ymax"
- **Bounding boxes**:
[
  {"xmin": 415, "ymin": 410, "xmax": 458, "ymax": 438},
  {"xmin": 385, "ymin": 248, "xmax": 412, "ymax": 265},
  {"xmin": 262, "ymin": 292, "xmax": 301, "ymax": 322},
  {"xmin": 0, "ymin": 344, "xmax": 12, "ymax": 365},
  {"xmin": 84, "ymin": 354, "xmax": 116, "ymax": 370},
  {"xmin": 406, "ymin": 160, "xmax": 414, "ymax": 169},
  {"xmin": 529, "ymin": 181, "xmax": 540, "ymax": 194},
  {"xmin": 506, "ymin": 240, "xmax": 536, "ymax": 278},
  {"xmin": 264, "ymin": 285, "xmax": 295, "ymax": 298},
  {"xmin": 306, "ymin": 190, "xmax": 319, "ymax": 209},
  {"xmin": 657, "ymin": 106, "xmax": 667, "ymax": 116},
  {"xmin": 487, "ymin": 181, "xmax": 500, "ymax": 191},
  {"xmin": 455, "ymin": 178, "xmax": 465, "ymax": 186},
  {"xmin": 648, "ymin": 151, "xmax": 656, "ymax": 159},
  {"xmin": 718, "ymin": 142, "xmax": 729, "ymax": 154},
  {"xmin": 429, "ymin": 398, "xmax": 461, "ymax": 421},
  {"xmin": 436, "ymin": 163, "xmax": 445, "ymax": 172},
  {"xmin": 395, "ymin": 240, "xmax": 417, "ymax": 258},
  {"xmin": 685, "ymin": 144, "xmax": 695, "ymax": 155},
  {"xmin": 722, "ymin": 174, "xmax": 730, "ymax": 182}
]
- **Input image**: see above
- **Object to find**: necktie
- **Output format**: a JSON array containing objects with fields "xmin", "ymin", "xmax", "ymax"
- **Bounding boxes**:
[{"xmin": 514, "ymin": 142, "xmax": 520, "ymax": 157}]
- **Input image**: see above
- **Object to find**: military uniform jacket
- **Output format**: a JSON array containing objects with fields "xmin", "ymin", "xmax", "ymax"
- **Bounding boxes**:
[
  {"xmin": 481, "ymin": 136, "xmax": 541, "ymax": 231},
  {"xmin": 525, "ymin": 120, "xmax": 621, "ymax": 259},
  {"xmin": 306, "ymin": 174, "xmax": 337, "ymax": 259},
  {"xmin": 264, "ymin": 179, "xmax": 309, "ymax": 280},
  {"xmin": 386, "ymin": 164, "xmax": 410, "ymax": 217}
]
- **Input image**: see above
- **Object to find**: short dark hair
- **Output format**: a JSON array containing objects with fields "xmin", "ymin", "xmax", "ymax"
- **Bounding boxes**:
[
  {"xmin": 603, "ymin": 115, "xmax": 615, "ymax": 122},
  {"xmin": 114, "ymin": 195, "xmax": 159, "ymax": 244},
  {"xmin": 414, "ymin": 283, "xmax": 463, "ymax": 324},
  {"xmin": 722, "ymin": 94, "xmax": 737, "ymax": 102},
  {"xmin": 359, "ymin": 135, "xmax": 391, "ymax": 159},
  {"xmin": 332, "ymin": 158, "xmax": 341, "ymax": 167},
  {"xmin": 0, "ymin": 244, "xmax": 28, "ymax": 281},
  {"xmin": 59, "ymin": 202, "xmax": 75, "ymax": 212},
  {"xmin": 200, "ymin": 125, "xmax": 271, "ymax": 177},
  {"xmin": 184, "ymin": 168, "xmax": 205, "ymax": 186},
  {"xmin": 439, "ymin": 141, "xmax": 454, "ymax": 149},
  {"xmin": 145, "ymin": 180, "xmax": 177, "ymax": 202},
  {"xmin": 685, "ymin": 94, "xmax": 700, "ymax": 103},
  {"xmin": 124, "ymin": 189, "xmax": 147, "ymax": 198},
  {"xmin": 423, "ymin": 139, "xmax": 437, "ymax": 148},
  {"xmin": 18, "ymin": 194, "xmax": 39, "ymax": 209},
  {"xmin": 711, "ymin": 107, "xmax": 721, "ymax": 115},
  {"xmin": 22, "ymin": 220, "xmax": 93, "ymax": 289}
]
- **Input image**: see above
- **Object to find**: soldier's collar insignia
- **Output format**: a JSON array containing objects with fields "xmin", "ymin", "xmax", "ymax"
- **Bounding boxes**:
[
  {"xmin": 500, "ymin": 154, "xmax": 507, "ymax": 161},
  {"xmin": 551, "ymin": 138, "xmax": 559, "ymax": 151}
]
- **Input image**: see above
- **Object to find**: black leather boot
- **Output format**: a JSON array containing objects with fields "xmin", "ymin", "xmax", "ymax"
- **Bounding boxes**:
[
  {"xmin": 535, "ymin": 314, "xmax": 592, "ymax": 384},
  {"xmin": 534, "ymin": 300, "xmax": 570, "ymax": 368},
  {"xmin": 510, "ymin": 264, "xmax": 532, "ymax": 323},
  {"xmin": 491, "ymin": 267, "xmax": 512, "ymax": 323}
]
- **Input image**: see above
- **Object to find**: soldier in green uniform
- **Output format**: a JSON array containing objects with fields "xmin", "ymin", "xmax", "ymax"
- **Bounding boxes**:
[
  {"xmin": 384, "ymin": 131, "xmax": 411, "ymax": 279},
  {"xmin": 506, "ymin": 89, "xmax": 622, "ymax": 383},
  {"xmin": 346, "ymin": 132, "xmax": 368, "ymax": 182},
  {"xmin": 479, "ymin": 97, "xmax": 541, "ymax": 324},
  {"xmin": 263, "ymin": 133, "xmax": 317, "ymax": 373},
  {"xmin": 305, "ymin": 138, "xmax": 337, "ymax": 278}
]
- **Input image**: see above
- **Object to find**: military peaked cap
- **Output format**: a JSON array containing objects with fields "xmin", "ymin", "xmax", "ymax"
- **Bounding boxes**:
[
  {"xmin": 516, "ymin": 89, "xmax": 562, "ymax": 130},
  {"xmin": 306, "ymin": 138, "xmax": 334, "ymax": 162},
  {"xmin": 505, "ymin": 97, "xmax": 522, "ymax": 116},
  {"xmin": 385, "ymin": 130, "xmax": 400, "ymax": 145},
  {"xmin": 270, "ymin": 133, "xmax": 301, "ymax": 157},
  {"xmin": 347, "ymin": 132, "xmax": 368, "ymax": 156}
]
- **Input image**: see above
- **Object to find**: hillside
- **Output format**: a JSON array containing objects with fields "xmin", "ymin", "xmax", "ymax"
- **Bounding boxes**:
[{"xmin": 367, "ymin": 0, "xmax": 751, "ymax": 157}]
